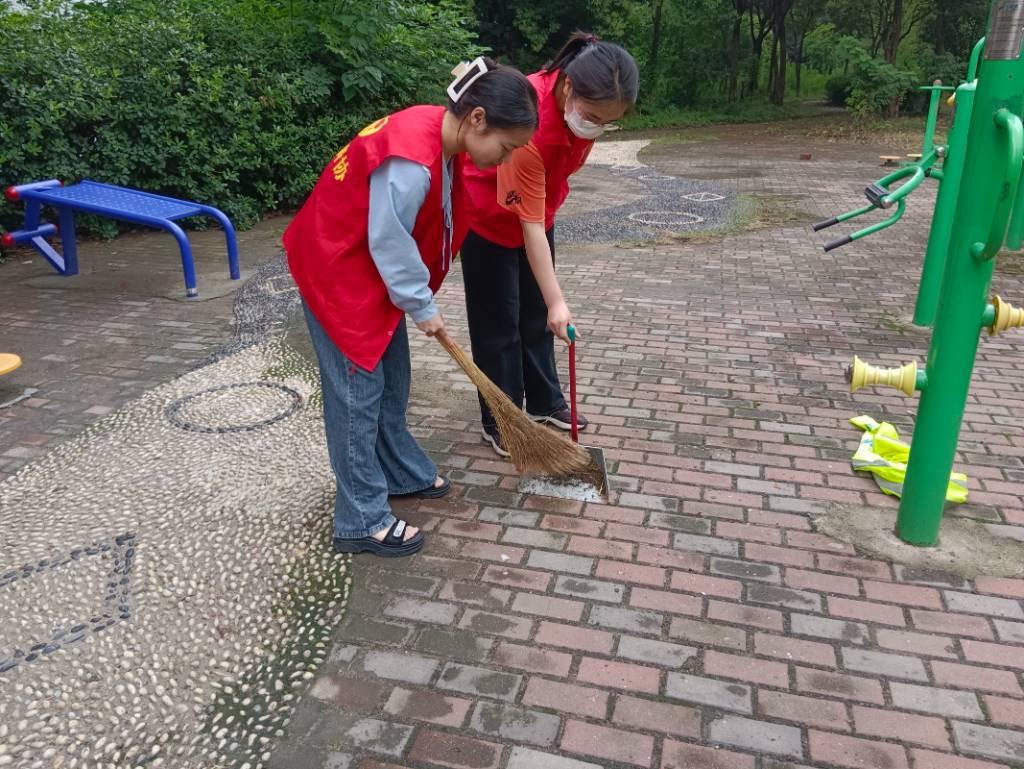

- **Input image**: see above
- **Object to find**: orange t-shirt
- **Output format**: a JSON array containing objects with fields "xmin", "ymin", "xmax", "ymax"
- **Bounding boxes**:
[{"xmin": 496, "ymin": 142, "xmax": 546, "ymax": 224}]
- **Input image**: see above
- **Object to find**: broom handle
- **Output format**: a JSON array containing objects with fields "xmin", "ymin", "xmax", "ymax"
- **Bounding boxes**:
[
  {"xmin": 435, "ymin": 329, "xmax": 495, "ymax": 392},
  {"xmin": 568, "ymin": 324, "xmax": 578, "ymax": 444}
]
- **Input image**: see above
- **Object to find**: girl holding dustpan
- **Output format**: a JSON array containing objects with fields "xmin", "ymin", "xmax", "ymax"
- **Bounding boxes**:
[
  {"xmin": 284, "ymin": 59, "xmax": 537, "ymax": 558},
  {"xmin": 460, "ymin": 33, "xmax": 639, "ymax": 458}
]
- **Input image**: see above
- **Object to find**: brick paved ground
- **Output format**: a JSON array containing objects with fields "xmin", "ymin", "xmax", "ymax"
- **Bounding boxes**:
[
  {"xmin": 272, "ymin": 124, "xmax": 1024, "ymax": 769},
  {"xmin": 4, "ymin": 117, "xmax": 1024, "ymax": 768}
]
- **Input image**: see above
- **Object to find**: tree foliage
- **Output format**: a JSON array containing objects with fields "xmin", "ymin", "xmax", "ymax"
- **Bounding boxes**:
[
  {"xmin": 0, "ymin": 0, "xmax": 994, "ymax": 237},
  {"xmin": 0, "ymin": 0, "xmax": 478, "ymax": 234}
]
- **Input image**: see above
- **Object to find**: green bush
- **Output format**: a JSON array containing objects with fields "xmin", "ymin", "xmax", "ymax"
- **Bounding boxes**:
[
  {"xmin": 825, "ymin": 75, "xmax": 853, "ymax": 107},
  {"xmin": 838, "ymin": 37, "xmax": 915, "ymax": 119},
  {"xmin": 0, "ymin": 0, "xmax": 479, "ymax": 237}
]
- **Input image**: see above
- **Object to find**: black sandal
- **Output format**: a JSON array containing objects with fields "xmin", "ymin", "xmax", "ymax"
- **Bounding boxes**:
[
  {"xmin": 394, "ymin": 476, "xmax": 451, "ymax": 499},
  {"xmin": 333, "ymin": 519, "xmax": 424, "ymax": 557}
]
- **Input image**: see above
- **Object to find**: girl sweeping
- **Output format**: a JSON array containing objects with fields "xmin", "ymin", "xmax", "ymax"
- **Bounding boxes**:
[
  {"xmin": 461, "ymin": 33, "xmax": 638, "ymax": 456},
  {"xmin": 284, "ymin": 59, "xmax": 538, "ymax": 557}
]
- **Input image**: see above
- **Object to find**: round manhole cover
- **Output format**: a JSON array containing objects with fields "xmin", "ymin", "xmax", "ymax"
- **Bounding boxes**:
[
  {"xmin": 628, "ymin": 211, "xmax": 705, "ymax": 227},
  {"xmin": 166, "ymin": 382, "xmax": 303, "ymax": 434}
]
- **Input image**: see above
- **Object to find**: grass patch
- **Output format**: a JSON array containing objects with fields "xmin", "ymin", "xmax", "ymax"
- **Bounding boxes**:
[
  {"xmin": 615, "ymin": 193, "xmax": 815, "ymax": 249},
  {"xmin": 617, "ymin": 99, "xmax": 819, "ymax": 132},
  {"xmin": 646, "ymin": 131, "xmax": 720, "ymax": 146},
  {"xmin": 802, "ymin": 114, "xmax": 951, "ymax": 147}
]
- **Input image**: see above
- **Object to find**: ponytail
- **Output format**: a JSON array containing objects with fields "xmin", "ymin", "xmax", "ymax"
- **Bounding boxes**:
[
  {"xmin": 544, "ymin": 31, "xmax": 599, "ymax": 73},
  {"xmin": 545, "ymin": 31, "xmax": 639, "ymax": 107}
]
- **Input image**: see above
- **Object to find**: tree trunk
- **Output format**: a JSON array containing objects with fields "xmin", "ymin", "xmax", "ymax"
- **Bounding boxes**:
[
  {"xmin": 795, "ymin": 34, "xmax": 805, "ymax": 95},
  {"xmin": 770, "ymin": 30, "xmax": 785, "ymax": 104},
  {"xmin": 884, "ymin": 0, "xmax": 904, "ymax": 117},
  {"xmin": 774, "ymin": 23, "xmax": 782, "ymax": 103},
  {"xmin": 728, "ymin": 8, "xmax": 742, "ymax": 101},
  {"xmin": 748, "ymin": 10, "xmax": 761, "ymax": 93},
  {"xmin": 648, "ymin": 0, "xmax": 665, "ymax": 94},
  {"xmin": 768, "ymin": 34, "xmax": 778, "ymax": 96},
  {"xmin": 933, "ymin": 0, "xmax": 947, "ymax": 55},
  {"xmin": 883, "ymin": 0, "xmax": 903, "ymax": 64},
  {"xmin": 769, "ymin": 1, "xmax": 788, "ymax": 105}
]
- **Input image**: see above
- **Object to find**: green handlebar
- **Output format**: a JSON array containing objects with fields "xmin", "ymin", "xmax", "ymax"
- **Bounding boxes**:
[
  {"xmin": 823, "ymin": 199, "xmax": 907, "ymax": 252},
  {"xmin": 851, "ymin": 199, "xmax": 907, "ymax": 241},
  {"xmin": 814, "ymin": 142, "xmax": 939, "ymax": 251},
  {"xmin": 567, "ymin": 324, "xmax": 576, "ymax": 343},
  {"xmin": 973, "ymin": 109, "xmax": 1024, "ymax": 260},
  {"xmin": 874, "ymin": 148, "xmax": 938, "ymax": 206},
  {"xmin": 1006, "ymin": 108, "xmax": 1024, "ymax": 249},
  {"xmin": 884, "ymin": 166, "xmax": 926, "ymax": 204},
  {"xmin": 813, "ymin": 203, "xmax": 874, "ymax": 231},
  {"xmin": 967, "ymin": 37, "xmax": 986, "ymax": 81}
]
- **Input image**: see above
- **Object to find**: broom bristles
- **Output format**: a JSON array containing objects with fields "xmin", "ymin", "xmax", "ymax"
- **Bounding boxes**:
[{"xmin": 437, "ymin": 333, "xmax": 599, "ymax": 481}]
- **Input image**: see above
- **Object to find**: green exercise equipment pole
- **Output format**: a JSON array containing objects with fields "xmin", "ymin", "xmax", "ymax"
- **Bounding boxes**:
[
  {"xmin": 919, "ymin": 80, "xmax": 953, "ymax": 159},
  {"xmin": 897, "ymin": 0, "xmax": 1024, "ymax": 545},
  {"xmin": 843, "ymin": 3, "xmax": 1024, "ymax": 545},
  {"xmin": 912, "ymin": 79, "xmax": 977, "ymax": 326}
]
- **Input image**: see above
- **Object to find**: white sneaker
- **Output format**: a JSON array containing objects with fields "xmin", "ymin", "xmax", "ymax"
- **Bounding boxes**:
[{"xmin": 481, "ymin": 427, "xmax": 510, "ymax": 458}]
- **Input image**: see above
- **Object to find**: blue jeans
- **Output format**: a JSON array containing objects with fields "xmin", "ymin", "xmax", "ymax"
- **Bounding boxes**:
[{"xmin": 303, "ymin": 303, "xmax": 437, "ymax": 539}]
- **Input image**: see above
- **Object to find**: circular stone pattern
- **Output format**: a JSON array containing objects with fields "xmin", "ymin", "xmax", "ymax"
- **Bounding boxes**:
[
  {"xmin": 627, "ymin": 210, "xmax": 705, "ymax": 227},
  {"xmin": 166, "ymin": 382, "xmax": 303, "ymax": 434},
  {"xmin": 683, "ymin": 191, "xmax": 726, "ymax": 202}
]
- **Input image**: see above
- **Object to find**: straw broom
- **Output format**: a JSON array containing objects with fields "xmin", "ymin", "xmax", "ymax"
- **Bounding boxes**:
[{"xmin": 436, "ymin": 331, "xmax": 596, "ymax": 478}]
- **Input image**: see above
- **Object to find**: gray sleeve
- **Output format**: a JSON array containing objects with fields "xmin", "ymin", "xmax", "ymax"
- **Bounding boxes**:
[{"xmin": 368, "ymin": 158, "xmax": 438, "ymax": 323}]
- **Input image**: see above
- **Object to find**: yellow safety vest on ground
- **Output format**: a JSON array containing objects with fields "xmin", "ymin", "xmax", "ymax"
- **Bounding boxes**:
[{"xmin": 849, "ymin": 415, "xmax": 967, "ymax": 503}]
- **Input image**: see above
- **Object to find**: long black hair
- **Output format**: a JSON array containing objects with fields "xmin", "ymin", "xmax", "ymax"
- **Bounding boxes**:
[
  {"xmin": 544, "ymin": 32, "xmax": 638, "ymax": 106},
  {"xmin": 448, "ymin": 57, "xmax": 538, "ymax": 130}
]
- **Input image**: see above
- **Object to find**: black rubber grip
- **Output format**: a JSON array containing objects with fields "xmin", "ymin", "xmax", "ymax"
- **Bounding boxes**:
[
  {"xmin": 864, "ymin": 183, "xmax": 890, "ymax": 208},
  {"xmin": 824, "ymin": 235, "xmax": 853, "ymax": 252},
  {"xmin": 812, "ymin": 217, "xmax": 839, "ymax": 232}
]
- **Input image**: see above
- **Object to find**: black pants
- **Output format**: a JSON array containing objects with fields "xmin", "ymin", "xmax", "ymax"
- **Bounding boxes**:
[{"xmin": 460, "ymin": 226, "xmax": 566, "ymax": 430}]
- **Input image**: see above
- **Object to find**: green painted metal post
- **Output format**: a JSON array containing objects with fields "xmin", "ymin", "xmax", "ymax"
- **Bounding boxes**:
[
  {"xmin": 920, "ymin": 80, "xmax": 944, "ymax": 158},
  {"xmin": 912, "ymin": 81, "xmax": 977, "ymax": 326},
  {"xmin": 897, "ymin": 0, "xmax": 1024, "ymax": 546},
  {"xmin": 968, "ymin": 36, "xmax": 987, "ymax": 81}
]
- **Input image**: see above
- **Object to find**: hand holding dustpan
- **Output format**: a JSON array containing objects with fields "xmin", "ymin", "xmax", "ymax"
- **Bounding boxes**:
[
  {"xmin": 435, "ymin": 328, "xmax": 608, "ymax": 500},
  {"xmin": 512, "ymin": 324, "xmax": 609, "ymax": 503}
]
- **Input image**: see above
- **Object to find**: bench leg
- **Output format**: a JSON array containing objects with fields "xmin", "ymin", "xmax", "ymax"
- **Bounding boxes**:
[
  {"xmin": 57, "ymin": 208, "xmax": 78, "ymax": 276},
  {"xmin": 225, "ymin": 227, "xmax": 240, "ymax": 280},
  {"xmin": 166, "ymin": 221, "xmax": 198, "ymax": 297},
  {"xmin": 198, "ymin": 206, "xmax": 241, "ymax": 280}
]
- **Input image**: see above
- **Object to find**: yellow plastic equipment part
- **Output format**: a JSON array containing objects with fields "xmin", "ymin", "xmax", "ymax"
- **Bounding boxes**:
[
  {"xmin": 989, "ymin": 295, "xmax": 1024, "ymax": 335},
  {"xmin": 847, "ymin": 355, "xmax": 918, "ymax": 397},
  {"xmin": 0, "ymin": 353, "xmax": 22, "ymax": 376}
]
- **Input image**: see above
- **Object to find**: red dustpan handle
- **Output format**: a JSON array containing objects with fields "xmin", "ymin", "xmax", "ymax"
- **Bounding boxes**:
[{"xmin": 568, "ymin": 324, "xmax": 578, "ymax": 444}]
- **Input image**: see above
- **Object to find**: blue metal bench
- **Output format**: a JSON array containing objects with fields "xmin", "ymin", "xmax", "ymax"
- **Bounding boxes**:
[{"xmin": 2, "ymin": 179, "xmax": 240, "ymax": 298}]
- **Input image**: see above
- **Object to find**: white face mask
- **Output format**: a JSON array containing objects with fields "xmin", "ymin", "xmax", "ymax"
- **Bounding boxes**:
[{"xmin": 564, "ymin": 98, "xmax": 605, "ymax": 140}]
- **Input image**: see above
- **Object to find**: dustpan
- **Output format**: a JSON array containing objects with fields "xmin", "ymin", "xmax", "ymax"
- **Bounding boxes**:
[{"xmin": 517, "ymin": 324, "xmax": 610, "ymax": 503}]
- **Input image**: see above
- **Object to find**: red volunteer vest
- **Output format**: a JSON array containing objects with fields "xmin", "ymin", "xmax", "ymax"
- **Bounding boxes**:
[
  {"xmin": 462, "ymin": 69, "xmax": 593, "ymax": 248},
  {"xmin": 283, "ymin": 106, "xmax": 466, "ymax": 371}
]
